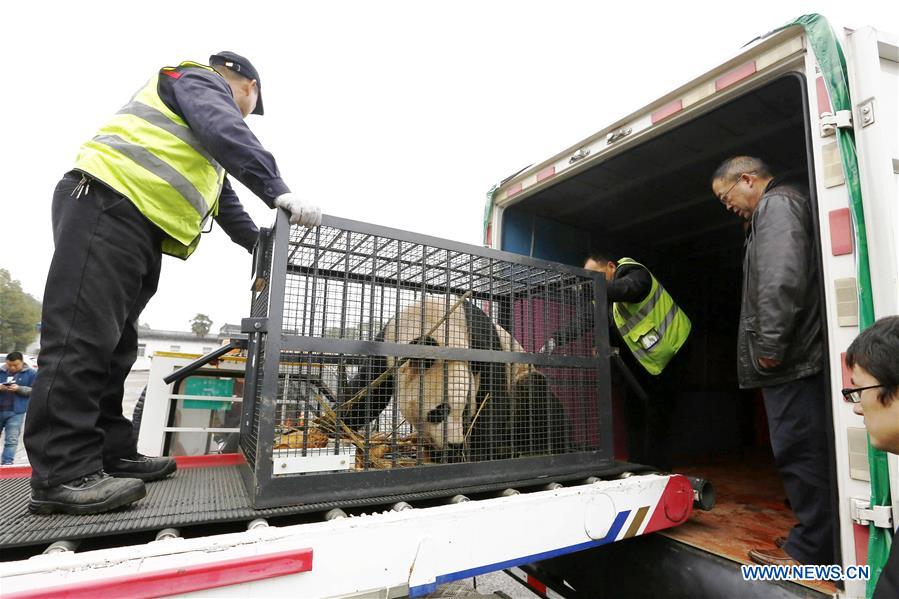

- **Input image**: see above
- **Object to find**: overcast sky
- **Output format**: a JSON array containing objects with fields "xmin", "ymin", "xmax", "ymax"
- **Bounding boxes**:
[{"xmin": 2, "ymin": 1, "xmax": 896, "ymax": 334}]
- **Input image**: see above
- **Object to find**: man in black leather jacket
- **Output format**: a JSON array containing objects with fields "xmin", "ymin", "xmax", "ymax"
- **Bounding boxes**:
[{"xmin": 712, "ymin": 156, "xmax": 834, "ymax": 567}]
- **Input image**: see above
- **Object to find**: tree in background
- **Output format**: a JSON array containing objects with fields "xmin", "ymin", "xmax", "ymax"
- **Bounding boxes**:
[
  {"xmin": 190, "ymin": 313, "xmax": 213, "ymax": 337},
  {"xmin": 0, "ymin": 269, "xmax": 42, "ymax": 352}
]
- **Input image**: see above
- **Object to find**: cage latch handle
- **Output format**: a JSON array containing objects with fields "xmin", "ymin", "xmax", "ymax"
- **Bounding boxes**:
[{"xmin": 162, "ymin": 339, "xmax": 248, "ymax": 385}]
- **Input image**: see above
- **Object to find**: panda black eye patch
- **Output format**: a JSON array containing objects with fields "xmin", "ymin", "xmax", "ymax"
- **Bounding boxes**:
[{"xmin": 426, "ymin": 403, "xmax": 451, "ymax": 423}]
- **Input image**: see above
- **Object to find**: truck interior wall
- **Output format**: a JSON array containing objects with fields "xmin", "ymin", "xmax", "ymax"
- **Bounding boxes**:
[{"xmin": 501, "ymin": 73, "xmax": 812, "ymax": 462}]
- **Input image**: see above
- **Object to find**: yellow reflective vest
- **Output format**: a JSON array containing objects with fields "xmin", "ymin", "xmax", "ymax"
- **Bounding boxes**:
[
  {"xmin": 74, "ymin": 62, "xmax": 226, "ymax": 259},
  {"xmin": 612, "ymin": 258, "xmax": 691, "ymax": 375}
]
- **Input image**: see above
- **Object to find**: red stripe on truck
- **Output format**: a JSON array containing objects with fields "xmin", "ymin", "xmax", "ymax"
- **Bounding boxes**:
[
  {"xmin": 651, "ymin": 100, "xmax": 683, "ymax": 124},
  {"xmin": 828, "ymin": 208, "xmax": 853, "ymax": 256},
  {"xmin": 853, "ymin": 523, "xmax": 869, "ymax": 566},
  {"xmin": 536, "ymin": 166, "xmax": 556, "ymax": 182},
  {"xmin": 841, "ymin": 352, "xmax": 852, "ymax": 390},
  {"xmin": 4, "ymin": 548, "xmax": 313, "ymax": 599},
  {"xmin": 642, "ymin": 475, "xmax": 693, "ymax": 534},
  {"xmin": 0, "ymin": 454, "xmax": 245, "ymax": 479},
  {"xmin": 816, "ymin": 76, "xmax": 832, "ymax": 117},
  {"xmin": 176, "ymin": 453, "xmax": 246, "ymax": 469},
  {"xmin": 0, "ymin": 465, "xmax": 32, "ymax": 479},
  {"xmin": 715, "ymin": 61, "xmax": 757, "ymax": 91},
  {"xmin": 527, "ymin": 574, "xmax": 548, "ymax": 594},
  {"xmin": 507, "ymin": 182, "xmax": 523, "ymax": 198}
]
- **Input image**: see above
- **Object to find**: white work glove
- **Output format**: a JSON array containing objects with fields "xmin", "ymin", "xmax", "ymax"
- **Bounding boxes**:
[{"xmin": 274, "ymin": 193, "xmax": 321, "ymax": 228}]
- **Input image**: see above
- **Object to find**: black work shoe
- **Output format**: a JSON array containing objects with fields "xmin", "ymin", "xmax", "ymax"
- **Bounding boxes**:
[
  {"xmin": 105, "ymin": 453, "xmax": 177, "ymax": 482},
  {"xmin": 29, "ymin": 471, "xmax": 146, "ymax": 515}
]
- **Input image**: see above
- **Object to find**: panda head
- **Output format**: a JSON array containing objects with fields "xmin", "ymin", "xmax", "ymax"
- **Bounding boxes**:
[{"xmin": 384, "ymin": 296, "xmax": 481, "ymax": 460}]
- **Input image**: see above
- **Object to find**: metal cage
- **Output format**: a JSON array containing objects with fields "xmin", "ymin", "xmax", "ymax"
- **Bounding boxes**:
[{"xmin": 239, "ymin": 212, "xmax": 613, "ymax": 508}]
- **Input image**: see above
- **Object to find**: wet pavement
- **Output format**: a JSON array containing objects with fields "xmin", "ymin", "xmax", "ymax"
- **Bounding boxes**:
[{"xmin": 8, "ymin": 369, "xmax": 149, "ymax": 465}]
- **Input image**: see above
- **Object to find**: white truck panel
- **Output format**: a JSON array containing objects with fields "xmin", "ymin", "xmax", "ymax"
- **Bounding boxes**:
[
  {"xmin": 0, "ymin": 474, "xmax": 682, "ymax": 598},
  {"xmin": 845, "ymin": 25, "xmax": 899, "ymax": 541}
]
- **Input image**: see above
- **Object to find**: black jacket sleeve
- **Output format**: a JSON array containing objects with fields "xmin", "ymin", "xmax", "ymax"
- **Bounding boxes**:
[
  {"xmin": 215, "ymin": 177, "xmax": 260, "ymax": 253},
  {"xmin": 751, "ymin": 192, "xmax": 812, "ymax": 360},
  {"xmin": 160, "ymin": 69, "xmax": 290, "ymax": 206},
  {"xmin": 607, "ymin": 264, "xmax": 652, "ymax": 303}
]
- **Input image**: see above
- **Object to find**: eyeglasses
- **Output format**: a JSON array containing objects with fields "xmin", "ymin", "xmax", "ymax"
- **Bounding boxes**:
[
  {"xmin": 841, "ymin": 384, "xmax": 886, "ymax": 403},
  {"xmin": 718, "ymin": 171, "xmax": 756, "ymax": 205}
]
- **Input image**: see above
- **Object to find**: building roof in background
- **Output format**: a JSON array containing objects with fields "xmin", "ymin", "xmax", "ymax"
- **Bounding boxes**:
[{"xmin": 137, "ymin": 327, "xmax": 223, "ymax": 343}]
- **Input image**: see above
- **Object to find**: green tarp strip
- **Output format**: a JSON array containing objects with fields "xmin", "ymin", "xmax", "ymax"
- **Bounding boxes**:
[{"xmin": 770, "ymin": 14, "xmax": 890, "ymax": 597}]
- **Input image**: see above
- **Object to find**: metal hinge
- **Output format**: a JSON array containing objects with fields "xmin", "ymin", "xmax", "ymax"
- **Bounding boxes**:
[
  {"xmin": 850, "ymin": 497, "xmax": 894, "ymax": 529},
  {"xmin": 569, "ymin": 147, "xmax": 591, "ymax": 164},
  {"xmin": 606, "ymin": 127, "xmax": 632, "ymax": 144},
  {"xmin": 858, "ymin": 99, "xmax": 875, "ymax": 128},
  {"xmin": 820, "ymin": 110, "xmax": 853, "ymax": 137},
  {"xmin": 241, "ymin": 317, "xmax": 269, "ymax": 334}
]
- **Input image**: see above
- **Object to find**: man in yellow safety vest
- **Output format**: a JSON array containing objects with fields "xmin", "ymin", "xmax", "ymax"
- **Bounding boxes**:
[
  {"xmin": 25, "ymin": 52, "xmax": 319, "ymax": 515},
  {"xmin": 542, "ymin": 251, "xmax": 691, "ymax": 469}
]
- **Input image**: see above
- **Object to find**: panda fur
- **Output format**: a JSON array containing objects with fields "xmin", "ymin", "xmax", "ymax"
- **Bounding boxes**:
[{"xmin": 336, "ymin": 295, "xmax": 569, "ymax": 462}]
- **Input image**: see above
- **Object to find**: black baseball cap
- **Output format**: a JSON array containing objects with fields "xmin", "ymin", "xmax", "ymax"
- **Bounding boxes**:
[{"xmin": 209, "ymin": 51, "xmax": 264, "ymax": 115}]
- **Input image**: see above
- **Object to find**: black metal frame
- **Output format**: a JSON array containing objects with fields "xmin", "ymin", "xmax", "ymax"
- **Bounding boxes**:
[{"xmin": 239, "ymin": 212, "xmax": 613, "ymax": 508}]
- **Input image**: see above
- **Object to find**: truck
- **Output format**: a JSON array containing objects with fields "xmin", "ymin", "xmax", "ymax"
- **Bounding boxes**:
[
  {"xmin": 1, "ymin": 12, "xmax": 895, "ymax": 599},
  {"xmin": 482, "ymin": 12, "xmax": 898, "ymax": 599}
]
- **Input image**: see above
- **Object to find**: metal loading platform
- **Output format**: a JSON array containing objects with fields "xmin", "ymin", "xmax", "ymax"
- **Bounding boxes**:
[{"xmin": 0, "ymin": 455, "xmax": 641, "ymax": 552}]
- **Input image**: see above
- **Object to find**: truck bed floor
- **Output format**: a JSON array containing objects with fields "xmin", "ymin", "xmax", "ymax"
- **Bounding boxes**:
[{"xmin": 662, "ymin": 450, "xmax": 838, "ymax": 596}]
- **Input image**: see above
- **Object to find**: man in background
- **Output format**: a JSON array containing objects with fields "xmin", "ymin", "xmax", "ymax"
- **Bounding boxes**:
[{"xmin": 0, "ymin": 352, "xmax": 37, "ymax": 465}]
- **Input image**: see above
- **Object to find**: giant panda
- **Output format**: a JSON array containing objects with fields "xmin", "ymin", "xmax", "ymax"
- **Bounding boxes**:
[{"xmin": 336, "ymin": 295, "xmax": 569, "ymax": 463}]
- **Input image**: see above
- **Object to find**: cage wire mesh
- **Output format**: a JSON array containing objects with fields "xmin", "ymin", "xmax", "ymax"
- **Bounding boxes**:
[{"xmin": 243, "ymin": 218, "xmax": 605, "ymax": 485}]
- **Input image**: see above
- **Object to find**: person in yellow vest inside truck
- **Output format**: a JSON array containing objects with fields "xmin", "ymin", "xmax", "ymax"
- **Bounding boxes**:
[
  {"xmin": 541, "ymin": 251, "xmax": 691, "ymax": 469},
  {"xmin": 25, "ymin": 52, "xmax": 320, "ymax": 516}
]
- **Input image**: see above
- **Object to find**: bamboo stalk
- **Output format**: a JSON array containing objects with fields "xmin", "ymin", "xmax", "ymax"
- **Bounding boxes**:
[
  {"xmin": 463, "ymin": 392, "xmax": 490, "ymax": 443},
  {"xmin": 310, "ymin": 392, "xmax": 365, "ymax": 447}
]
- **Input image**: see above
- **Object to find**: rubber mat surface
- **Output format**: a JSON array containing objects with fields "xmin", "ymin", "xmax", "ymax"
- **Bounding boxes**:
[
  {"xmin": 0, "ymin": 466, "xmax": 287, "ymax": 549},
  {"xmin": 1, "ymin": 462, "xmax": 629, "ymax": 550}
]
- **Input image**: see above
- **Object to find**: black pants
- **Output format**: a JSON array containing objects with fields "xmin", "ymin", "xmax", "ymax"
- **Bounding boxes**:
[
  {"xmin": 762, "ymin": 373, "xmax": 834, "ymax": 565},
  {"xmin": 24, "ymin": 172, "xmax": 163, "ymax": 489},
  {"xmin": 615, "ymin": 340, "xmax": 680, "ymax": 472},
  {"xmin": 623, "ymin": 371, "xmax": 673, "ymax": 470}
]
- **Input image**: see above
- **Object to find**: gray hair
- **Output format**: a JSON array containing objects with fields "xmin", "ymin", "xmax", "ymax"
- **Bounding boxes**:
[{"xmin": 711, "ymin": 156, "xmax": 772, "ymax": 185}]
